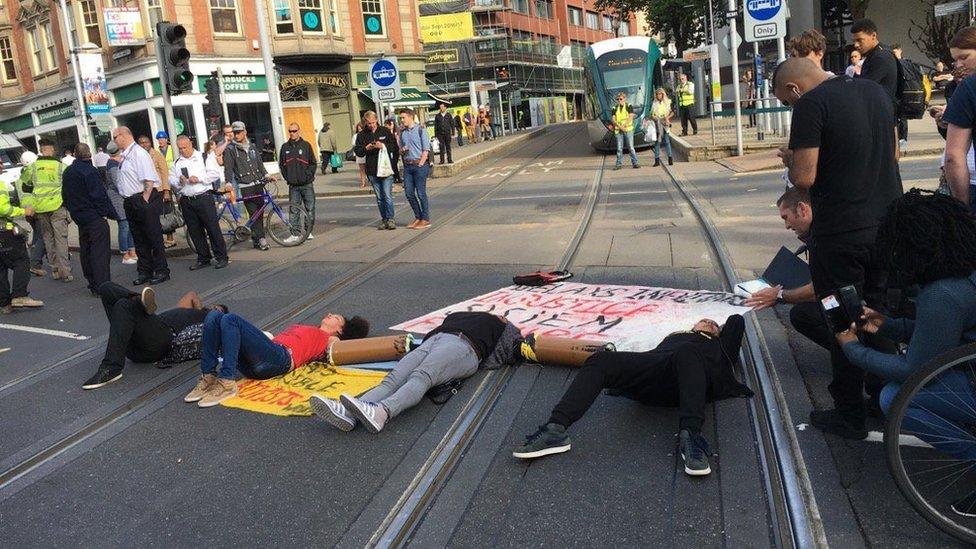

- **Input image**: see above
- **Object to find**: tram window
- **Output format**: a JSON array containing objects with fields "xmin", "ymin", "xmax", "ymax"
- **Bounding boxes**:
[{"xmin": 596, "ymin": 49, "xmax": 648, "ymax": 110}]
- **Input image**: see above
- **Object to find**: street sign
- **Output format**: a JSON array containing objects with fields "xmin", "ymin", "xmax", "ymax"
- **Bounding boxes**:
[
  {"xmin": 935, "ymin": 0, "xmax": 969, "ymax": 17},
  {"xmin": 722, "ymin": 27, "xmax": 742, "ymax": 52},
  {"xmin": 368, "ymin": 56, "xmax": 402, "ymax": 104},
  {"xmin": 744, "ymin": 0, "xmax": 787, "ymax": 42},
  {"xmin": 683, "ymin": 47, "xmax": 711, "ymax": 61}
]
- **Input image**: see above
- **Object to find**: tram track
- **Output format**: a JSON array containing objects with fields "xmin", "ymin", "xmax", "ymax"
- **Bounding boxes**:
[{"xmin": 0, "ymin": 125, "xmax": 580, "ymax": 501}]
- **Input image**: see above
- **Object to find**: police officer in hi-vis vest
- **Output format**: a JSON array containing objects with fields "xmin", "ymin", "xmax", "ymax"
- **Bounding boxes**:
[
  {"xmin": 18, "ymin": 138, "xmax": 72, "ymax": 282},
  {"xmin": 0, "ymin": 179, "xmax": 44, "ymax": 314},
  {"xmin": 677, "ymin": 73, "xmax": 698, "ymax": 136},
  {"xmin": 607, "ymin": 92, "xmax": 640, "ymax": 170}
]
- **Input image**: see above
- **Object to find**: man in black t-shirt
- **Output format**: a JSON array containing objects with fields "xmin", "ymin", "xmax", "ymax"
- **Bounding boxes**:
[
  {"xmin": 852, "ymin": 19, "xmax": 900, "ymax": 111},
  {"xmin": 83, "ymin": 282, "xmax": 228, "ymax": 390},
  {"xmin": 773, "ymin": 57, "xmax": 903, "ymax": 440}
]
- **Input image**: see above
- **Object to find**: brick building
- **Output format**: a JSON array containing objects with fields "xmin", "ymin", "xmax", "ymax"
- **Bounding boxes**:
[{"xmin": 0, "ymin": 0, "xmax": 429, "ymax": 154}]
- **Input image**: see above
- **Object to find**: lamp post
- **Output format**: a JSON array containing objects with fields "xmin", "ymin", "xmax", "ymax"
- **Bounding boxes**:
[{"xmin": 59, "ymin": 0, "xmax": 93, "ymax": 148}]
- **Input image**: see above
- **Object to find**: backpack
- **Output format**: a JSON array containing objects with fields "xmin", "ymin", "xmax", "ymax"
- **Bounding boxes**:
[{"xmin": 897, "ymin": 58, "xmax": 927, "ymax": 119}]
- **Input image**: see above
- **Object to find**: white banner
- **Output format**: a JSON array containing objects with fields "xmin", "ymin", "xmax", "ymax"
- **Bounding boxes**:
[{"xmin": 390, "ymin": 282, "xmax": 751, "ymax": 352}]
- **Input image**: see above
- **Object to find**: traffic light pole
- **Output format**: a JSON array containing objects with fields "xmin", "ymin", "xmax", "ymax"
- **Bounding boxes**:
[
  {"xmin": 58, "ymin": 0, "xmax": 92, "ymax": 148},
  {"xmin": 154, "ymin": 29, "xmax": 178, "ymax": 144},
  {"xmin": 254, "ymin": 0, "xmax": 286, "ymax": 151}
]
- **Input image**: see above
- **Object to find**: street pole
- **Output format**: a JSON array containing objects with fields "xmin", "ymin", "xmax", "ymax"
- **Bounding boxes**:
[
  {"xmin": 216, "ymin": 67, "xmax": 231, "ymax": 127},
  {"xmin": 59, "ymin": 0, "xmax": 92, "ymax": 148},
  {"xmin": 253, "ymin": 0, "xmax": 285, "ymax": 150},
  {"xmin": 728, "ymin": 0, "xmax": 744, "ymax": 156},
  {"xmin": 776, "ymin": 35, "xmax": 790, "ymax": 135},
  {"xmin": 152, "ymin": 24, "xmax": 178, "ymax": 145}
]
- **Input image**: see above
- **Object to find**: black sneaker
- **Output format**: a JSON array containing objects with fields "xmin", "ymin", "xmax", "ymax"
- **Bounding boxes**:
[
  {"xmin": 82, "ymin": 366, "xmax": 124, "ymax": 390},
  {"xmin": 679, "ymin": 429, "xmax": 712, "ymax": 476},
  {"xmin": 952, "ymin": 491, "xmax": 976, "ymax": 517},
  {"xmin": 513, "ymin": 423, "xmax": 571, "ymax": 459},
  {"xmin": 809, "ymin": 409, "xmax": 868, "ymax": 440}
]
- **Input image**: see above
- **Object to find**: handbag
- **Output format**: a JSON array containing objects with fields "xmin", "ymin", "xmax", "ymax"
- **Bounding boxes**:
[
  {"xmin": 376, "ymin": 144, "xmax": 394, "ymax": 178},
  {"xmin": 330, "ymin": 152, "xmax": 343, "ymax": 169},
  {"xmin": 159, "ymin": 200, "xmax": 185, "ymax": 234},
  {"xmin": 643, "ymin": 118, "xmax": 658, "ymax": 144}
]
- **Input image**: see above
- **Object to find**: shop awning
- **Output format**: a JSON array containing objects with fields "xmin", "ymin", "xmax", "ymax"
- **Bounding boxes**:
[{"xmin": 358, "ymin": 87, "xmax": 448, "ymax": 108}]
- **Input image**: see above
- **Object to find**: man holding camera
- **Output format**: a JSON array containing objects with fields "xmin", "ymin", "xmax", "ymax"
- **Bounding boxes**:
[
  {"xmin": 171, "ymin": 136, "xmax": 228, "ymax": 270},
  {"xmin": 774, "ymin": 57, "xmax": 903, "ymax": 439}
]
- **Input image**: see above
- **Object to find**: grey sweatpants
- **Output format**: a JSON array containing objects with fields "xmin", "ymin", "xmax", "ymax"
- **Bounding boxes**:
[{"xmin": 360, "ymin": 332, "xmax": 479, "ymax": 417}]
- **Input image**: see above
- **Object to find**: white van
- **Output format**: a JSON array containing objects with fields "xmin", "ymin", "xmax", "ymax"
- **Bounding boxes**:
[{"xmin": 0, "ymin": 133, "xmax": 28, "ymax": 194}]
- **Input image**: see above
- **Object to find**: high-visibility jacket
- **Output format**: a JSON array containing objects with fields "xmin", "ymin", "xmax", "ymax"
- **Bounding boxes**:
[
  {"xmin": 158, "ymin": 145, "xmax": 175, "ymax": 168},
  {"xmin": 613, "ymin": 104, "xmax": 635, "ymax": 133},
  {"xmin": 18, "ymin": 157, "xmax": 65, "ymax": 213},
  {"xmin": 678, "ymin": 81, "xmax": 695, "ymax": 107},
  {"xmin": 0, "ymin": 182, "xmax": 24, "ymax": 231}
]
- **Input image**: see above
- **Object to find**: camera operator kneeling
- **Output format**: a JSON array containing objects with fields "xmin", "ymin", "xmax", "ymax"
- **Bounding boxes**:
[{"xmin": 837, "ymin": 191, "xmax": 976, "ymax": 466}]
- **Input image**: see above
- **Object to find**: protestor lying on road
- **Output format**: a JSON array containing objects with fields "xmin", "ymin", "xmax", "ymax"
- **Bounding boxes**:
[
  {"xmin": 311, "ymin": 311, "xmax": 521, "ymax": 433},
  {"xmin": 837, "ymin": 191, "xmax": 976, "ymax": 467},
  {"xmin": 186, "ymin": 310, "xmax": 370, "ymax": 408},
  {"xmin": 83, "ymin": 283, "xmax": 227, "ymax": 390},
  {"xmin": 512, "ymin": 315, "xmax": 752, "ymax": 477}
]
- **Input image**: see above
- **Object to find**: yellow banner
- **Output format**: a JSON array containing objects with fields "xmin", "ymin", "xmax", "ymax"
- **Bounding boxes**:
[
  {"xmin": 220, "ymin": 362, "xmax": 386, "ymax": 417},
  {"xmin": 419, "ymin": 13, "xmax": 474, "ymax": 44}
]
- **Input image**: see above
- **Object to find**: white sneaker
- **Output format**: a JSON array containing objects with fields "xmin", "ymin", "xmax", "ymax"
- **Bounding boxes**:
[
  {"xmin": 122, "ymin": 256, "xmax": 137, "ymax": 265},
  {"xmin": 306, "ymin": 233, "xmax": 314, "ymax": 240},
  {"xmin": 282, "ymin": 235, "xmax": 299, "ymax": 244},
  {"xmin": 309, "ymin": 395, "xmax": 357, "ymax": 431},
  {"xmin": 340, "ymin": 394, "xmax": 388, "ymax": 433}
]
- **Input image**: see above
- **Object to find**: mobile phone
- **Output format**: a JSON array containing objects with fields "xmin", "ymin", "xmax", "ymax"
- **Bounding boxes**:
[
  {"xmin": 821, "ymin": 285, "xmax": 864, "ymax": 333},
  {"xmin": 181, "ymin": 167, "xmax": 189, "ymax": 178}
]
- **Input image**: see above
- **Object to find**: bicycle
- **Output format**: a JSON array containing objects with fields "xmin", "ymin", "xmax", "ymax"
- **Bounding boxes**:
[
  {"xmin": 885, "ymin": 343, "xmax": 976, "ymax": 544},
  {"xmin": 185, "ymin": 179, "xmax": 311, "ymax": 254}
]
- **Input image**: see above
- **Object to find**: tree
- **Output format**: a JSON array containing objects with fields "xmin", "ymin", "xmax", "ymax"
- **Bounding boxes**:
[
  {"xmin": 908, "ymin": 0, "xmax": 968, "ymax": 65},
  {"xmin": 594, "ymin": 0, "xmax": 726, "ymax": 55},
  {"xmin": 848, "ymin": 0, "xmax": 872, "ymax": 19}
]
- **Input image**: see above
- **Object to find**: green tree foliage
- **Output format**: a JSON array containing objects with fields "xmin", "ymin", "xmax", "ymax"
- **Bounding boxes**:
[{"xmin": 594, "ymin": 0, "xmax": 726, "ymax": 54}]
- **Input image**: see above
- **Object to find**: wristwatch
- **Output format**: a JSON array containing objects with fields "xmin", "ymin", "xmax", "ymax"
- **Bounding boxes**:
[{"xmin": 775, "ymin": 288, "xmax": 786, "ymax": 304}]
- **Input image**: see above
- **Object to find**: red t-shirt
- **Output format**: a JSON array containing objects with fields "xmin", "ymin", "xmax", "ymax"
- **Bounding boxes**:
[{"xmin": 272, "ymin": 325, "xmax": 335, "ymax": 369}]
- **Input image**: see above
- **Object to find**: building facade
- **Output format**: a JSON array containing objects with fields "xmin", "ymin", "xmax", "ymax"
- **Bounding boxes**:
[{"xmin": 0, "ymin": 0, "xmax": 429, "ymax": 155}]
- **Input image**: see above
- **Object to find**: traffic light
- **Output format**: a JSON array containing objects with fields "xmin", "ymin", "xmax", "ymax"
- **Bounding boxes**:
[
  {"xmin": 157, "ymin": 22, "xmax": 192, "ymax": 95},
  {"xmin": 204, "ymin": 73, "xmax": 223, "ymax": 133}
]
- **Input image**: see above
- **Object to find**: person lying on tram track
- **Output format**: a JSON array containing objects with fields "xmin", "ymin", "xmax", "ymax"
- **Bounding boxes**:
[
  {"xmin": 83, "ymin": 283, "xmax": 228, "ymax": 390},
  {"xmin": 185, "ymin": 310, "xmax": 370, "ymax": 408},
  {"xmin": 512, "ymin": 314, "xmax": 752, "ymax": 477},
  {"xmin": 311, "ymin": 311, "xmax": 522, "ymax": 433}
]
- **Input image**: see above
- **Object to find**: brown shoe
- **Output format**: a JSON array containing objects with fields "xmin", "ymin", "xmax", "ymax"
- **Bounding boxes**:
[
  {"xmin": 184, "ymin": 374, "xmax": 216, "ymax": 403},
  {"xmin": 407, "ymin": 219, "xmax": 421, "ymax": 229},
  {"xmin": 198, "ymin": 378, "xmax": 238, "ymax": 408},
  {"xmin": 29, "ymin": 268, "xmax": 46, "ymax": 277},
  {"xmin": 11, "ymin": 296, "xmax": 44, "ymax": 308},
  {"xmin": 416, "ymin": 220, "xmax": 431, "ymax": 229}
]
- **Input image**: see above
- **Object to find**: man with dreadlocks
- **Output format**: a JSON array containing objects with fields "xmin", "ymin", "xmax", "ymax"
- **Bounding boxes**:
[
  {"xmin": 773, "ymin": 57, "xmax": 903, "ymax": 440},
  {"xmin": 837, "ymin": 190, "xmax": 976, "ymax": 515}
]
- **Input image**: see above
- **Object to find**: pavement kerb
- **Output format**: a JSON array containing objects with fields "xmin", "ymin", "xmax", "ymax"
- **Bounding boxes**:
[{"xmin": 713, "ymin": 145, "xmax": 947, "ymax": 174}]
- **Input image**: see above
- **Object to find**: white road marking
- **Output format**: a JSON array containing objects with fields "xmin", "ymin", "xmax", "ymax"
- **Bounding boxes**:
[
  {"xmin": 864, "ymin": 431, "xmax": 934, "ymax": 449},
  {"xmin": 0, "ymin": 348, "xmax": 8, "ymax": 354},
  {"xmin": 0, "ymin": 324, "xmax": 90, "ymax": 340}
]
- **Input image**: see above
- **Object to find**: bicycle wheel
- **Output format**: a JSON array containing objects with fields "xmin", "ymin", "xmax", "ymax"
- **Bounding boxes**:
[
  {"xmin": 185, "ymin": 206, "xmax": 239, "ymax": 252},
  {"xmin": 184, "ymin": 226, "xmax": 196, "ymax": 255},
  {"xmin": 885, "ymin": 343, "xmax": 976, "ymax": 545},
  {"xmin": 264, "ymin": 201, "xmax": 310, "ymax": 247}
]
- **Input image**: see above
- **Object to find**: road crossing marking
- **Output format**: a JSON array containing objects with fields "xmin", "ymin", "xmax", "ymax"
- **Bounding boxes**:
[{"xmin": 0, "ymin": 324, "xmax": 90, "ymax": 340}]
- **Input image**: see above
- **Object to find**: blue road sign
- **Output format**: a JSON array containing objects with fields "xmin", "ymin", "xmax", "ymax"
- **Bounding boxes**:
[
  {"xmin": 371, "ymin": 60, "xmax": 398, "ymax": 88},
  {"xmin": 746, "ymin": 0, "xmax": 782, "ymax": 21}
]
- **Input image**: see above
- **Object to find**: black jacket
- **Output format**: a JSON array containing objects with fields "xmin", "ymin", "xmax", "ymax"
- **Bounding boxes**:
[
  {"xmin": 859, "ymin": 44, "xmax": 900, "ymax": 109},
  {"xmin": 61, "ymin": 159, "xmax": 118, "ymax": 226},
  {"xmin": 222, "ymin": 141, "xmax": 267, "ymax": 190},
  {"xmin": 278, "ymin": 137, "xmax": 317, "ymax": 186},
  {"xmin": 434, "ymin": 112, "xmax": 454, "ymax": 136},
  {"xmin": 354, "ymin": 125, "xmax": 397, "ymax": 177}
]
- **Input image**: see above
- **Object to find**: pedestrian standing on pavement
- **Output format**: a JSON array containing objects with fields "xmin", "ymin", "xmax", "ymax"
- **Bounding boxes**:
[
  {"xmin": 0, "ymin": 175, "xmax": 43, "ymax": 314},
  {"xmin": 434, "ymin": 102, "xmax": 454, "ymax": 165},
  {"xmin": 464, "ymin": 108, "xmax": 475, "ymax": 143},
  {"xmin": 319, "ymin": 122, "xmax": 339, "ymax": 174},
  {"xmin": 155, "ymin": 132, "xmax": 178, "ymax": 251},
  {"xmin": 454, "ymin": 112, "xmax": 464, "ymax": 147},
  {"xmin": 355, "ymin": 111, "xmax": 398, "ymax": 230},
  {"xmin": 102, "ymin": 142, "xmax": 137, "ymax": 265},
  {"xmin": 852, "ymin": 19, "xmax": 901, "ymax": 145},
  {"xmin": 943, "ymin": 26, "xmax": 976, "ymax": 209},
  {"xmin": 789, "ymin": 29, "xmax": 832, "ymax": 74},
  {"xmin": 214, "ymin": 124, "xmax": 242, "ymax": 216},
  {"xmin": 155, "ymin": 131, "xmax": 175, "ymax": 168},
  {"xmin": 773, "ymin": 57, "xmax": 903, "ymax": 440},
  {"xmin": 279, "ymin": 122, "xmax": 318, "ymax": 242},
  {"xmin": 138, "ymin": 134, "xmax": 176, "ymax": 249},
  {"xmin": 892, "ymin": 44, "xmax": 923, "ymax": 150},
  {"xmin": 115, "ymin": 127, "xmax": 170, "ymax": 285},
  {"xmin": 384, "ymin": 119, "xmax": 403, "ymax": 187},
  {"xmin": 18, "ymin": 138, "xmax": 72, "ymax": 282},
  {"xmin": 19, "ymin": 151, "xmax": 47, "ymax": 278},
  {"xmin": 650, "ymin": 87, "xmax": 674, "ymax": 167},
  {"xmin": 608, "ymin": 91, "xmax": 640, "ymax": 170},
  {"xmin": 93, "ymin": 146, "xmax": 109, "ymax": 168},
  {"xmin": 845, "ymin": 50, "xmax": 863, "ymax": 78},
  {"xmin": 354, "ymin": 121, "xmax": 369, "ymax": 189},
  {"xmin": 171, "ymin": 136, "xmax": 228, "ymax": 269},
  {"xmin": 676, "ymin": 73, "xmax": 698, "ymax": 136},
  {"xmin": 61, "ymin": 147, "xmax": 75, "ymax": 167},
  {"xmin": 61, "ymin": 143, "xmax": 118, "ymax": 295},
  {"xmin": 398, "ymin": 108, "xmax": 431, "ymax": 230},
  {"xmin": 223, "ymin": 121, "xmax": 272, "ymax": 250}
]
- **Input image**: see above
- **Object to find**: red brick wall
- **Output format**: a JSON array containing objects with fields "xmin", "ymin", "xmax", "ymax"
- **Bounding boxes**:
[{"xmin": 190, "ymin": 0, "xmax": 215, "ymax": 54}]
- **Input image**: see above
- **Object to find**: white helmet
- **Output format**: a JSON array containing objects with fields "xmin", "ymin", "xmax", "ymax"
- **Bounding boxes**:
[{"xmin": 20, "ymin": 150, "xmax": 37, "ymax": 165}]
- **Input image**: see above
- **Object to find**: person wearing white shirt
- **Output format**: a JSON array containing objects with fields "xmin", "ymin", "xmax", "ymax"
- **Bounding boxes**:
[
  {"xmin": 93, "ymin": 147, "xmax": 110, "ymax": 168},
  {"xmin": 170, "ymin": 136, "xmax": 228, "ymax": 270},
  {"xmin": 113, "ymin": 126, "xmax": 169, "ymax": 286}
]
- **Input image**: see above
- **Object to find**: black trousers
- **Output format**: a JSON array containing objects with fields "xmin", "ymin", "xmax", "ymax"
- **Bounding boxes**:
[
  {"xmin": 549, "ymin": 347, "xmax": 711, "ymax": 434},
  {"xmin": 808, "ymin": 230, "xmax": 895, "ymax": 421},
  {"xmin": 98, "ymin": 281, "xmax": 173, "ymax": 369},
  {"xmin": 680, "ymin": 106, "xmax": 698, "ymax": 135},
  {"xmin": 0, "ymin": 229, "xmax": 29, "ymax": 306},
  {"xmin": 123, "ymin": 190, "xmax": 169, "ymax": 279},
  {"xmin": 78, "ymin": 218, "xmax": 112, "ymax": 292},
  {"xmin": 180, "ymin": 194, "xmax": 228, "ymax": 263},
  {"xmin": 897, "ymin": 116, "xmax": 908, "ymax": 142},
  {"xmin": 436, "ymin": 134, "xmax": 452, "ymax": 163},
  {"xmin": 240, "ymin": 183, "xmax": 266, "ymax": 242}
]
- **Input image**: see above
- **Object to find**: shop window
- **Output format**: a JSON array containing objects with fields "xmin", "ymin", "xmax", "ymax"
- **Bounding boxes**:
[
  {"xmin": 274, "ymin": 0, "xmax": 294, "ymax": 34},
  {"xmin": 227, "ymin": 102, "xmax": 273, "ymax": 150},
  {"xmin": 355, "ymin": 71, "xmax": 368, "ymax": 86},
  {"xmin": 328, "ymin": 0, "xmax": 340, "ymax": 36},
  {"xmin": 0, "ymin": 36, "xmax": 16, "ymax": 82},
  {"xmin": 116, "ymin": 111, "xmax": 152, "ymax": 146},
  {"xmin": 210, "ymin": 0, "xmax": 241, "ymax": 35},
  {"xmin": 568, "ymin": 7, "xmax": 582, "ymax": 26},
  {"xmin": 80, "ymin": 0, "xmax": 101, "ymax": 47}
]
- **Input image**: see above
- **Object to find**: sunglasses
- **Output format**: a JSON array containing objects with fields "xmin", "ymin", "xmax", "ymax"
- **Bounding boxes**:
[{"xmin": 288, "ymin": 129, "xmax": 299, "ymax": 133}]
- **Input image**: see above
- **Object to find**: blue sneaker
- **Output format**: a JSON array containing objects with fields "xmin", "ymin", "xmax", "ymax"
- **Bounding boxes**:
[
  {"xmin": 679, "ymin": 429, "xmax": 712, "ymax": 476},
  {"xmin": 513, "ymin": 423, "xmax": 571, "ymax": 459}
]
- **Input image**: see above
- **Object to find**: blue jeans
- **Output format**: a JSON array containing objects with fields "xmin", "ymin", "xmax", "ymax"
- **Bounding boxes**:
[
  {"xmin": 288, "ymin": 183, "xmax": 315, "ymax": 235},
  {"xmin": 368, "ymin": 175, "xmax": 395, "ymax": 221},
  {"xmin": 615, "ymin": 130, "xmax": 639, "ymax": 167},
  {"xmin": 403, "ymin": 163, "xmax": 430, "ymax": 221},
  {"xmin": 654, "ymin": 131, "xmax": 673, "ymax": 159},
  {"xmin": 117, "ymin": 219, "xmax": 134, "ymax": 251},
  {"xmin": 201, "ymin": 310, "xmax": 292, "ymax": 380},
  {"xmin": 881, "ymin": 371, "xmax": 976, "ymax": 461}
]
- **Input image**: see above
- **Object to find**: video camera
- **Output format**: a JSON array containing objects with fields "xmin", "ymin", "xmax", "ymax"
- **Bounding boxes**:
[{"xmin": 820, "ymin": 285, "xmax": 864, "ymax": 333}]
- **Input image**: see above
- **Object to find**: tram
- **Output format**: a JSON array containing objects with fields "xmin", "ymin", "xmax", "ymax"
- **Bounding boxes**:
[{"xmin": 583, "ymin": 36, "xmax": 662, "ymax": 152}]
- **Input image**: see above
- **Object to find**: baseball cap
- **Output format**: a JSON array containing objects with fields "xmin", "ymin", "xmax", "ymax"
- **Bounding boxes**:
[
  {"xmin": 231, "ymin": 121, "xmax": 246, "ymax": 131},
  {"xmin": 19, "ymin": 151, "xmax": 37, "ymax": 165},
  {"xmin": 155, "ymin": 130, "xmax": 169, "ymax": 139},
  {"xmin": 105, "ymin": 141, "xmax": 119, "ymax": 154}
]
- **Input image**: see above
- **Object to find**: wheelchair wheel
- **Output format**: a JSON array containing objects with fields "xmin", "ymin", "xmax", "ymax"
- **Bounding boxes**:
[
  {"xmin": 264, "ymin": 202, "xmax": 310, "ymax": 247},
  {"xmin": 885, "ymin": 343, "xmax": 976, "ymax": 545}
]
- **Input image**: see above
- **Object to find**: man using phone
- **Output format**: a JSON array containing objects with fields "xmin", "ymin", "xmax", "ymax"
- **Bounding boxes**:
[
  {"xmin": 354, "ymin": 111, "xmax": 397, "ymax": 229},
  {"xmin": 171, "ymin": 136, "xmax": 228, "ymax": 269}
]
